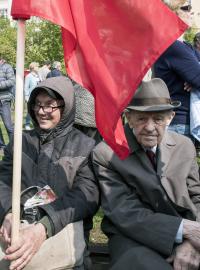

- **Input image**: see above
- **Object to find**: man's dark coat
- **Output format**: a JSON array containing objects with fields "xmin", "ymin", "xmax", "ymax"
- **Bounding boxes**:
[{"xmin": 92, "ymin": 125, "xmax": 200, "ymax": 268}]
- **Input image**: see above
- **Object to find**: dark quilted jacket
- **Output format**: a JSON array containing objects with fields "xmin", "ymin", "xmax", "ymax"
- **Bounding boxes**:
[
  {"xmin": 0, "ymin": 77, "xmax": 99, "ymax": 236},
  {"xmin": 0, "ymin": 62, "xmax": 15, "ymax": 100}
]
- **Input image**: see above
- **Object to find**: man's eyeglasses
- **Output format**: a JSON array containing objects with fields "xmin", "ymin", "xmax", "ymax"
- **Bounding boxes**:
[
  {"xmin": 180, "ymin": 5, "xmax": 192, "ymax": 12},
  {"xmin": 32, "ymin": 104, "xmax": 64, "ymax": 113}
]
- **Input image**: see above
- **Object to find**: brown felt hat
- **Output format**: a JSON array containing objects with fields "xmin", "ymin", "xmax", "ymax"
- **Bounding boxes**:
[{"xmin": 126, "ymin": 78, "xmax": 181, "ymax": 112}]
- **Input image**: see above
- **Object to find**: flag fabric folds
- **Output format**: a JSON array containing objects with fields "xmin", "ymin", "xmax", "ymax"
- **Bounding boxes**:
[{"xmin": 11, "ymin": 0, "xmax": 187, "ymax": 159}]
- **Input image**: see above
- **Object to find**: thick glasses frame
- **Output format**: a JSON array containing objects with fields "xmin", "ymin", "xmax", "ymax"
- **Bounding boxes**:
[
  {"xmin": 180, "ymin": 5, "xmax": 192, "ymax": 12},
  {"xmin": 32, "ymin": 104, "xmax": 64, "ymax": 113}
]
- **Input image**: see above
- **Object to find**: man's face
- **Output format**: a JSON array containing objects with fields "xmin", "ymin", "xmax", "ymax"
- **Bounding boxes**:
[
  {"xmin": 33, "ymin": 92, "xmax": 64, "ymax": 130},
  {"xmin": 0, "ymin": 59, "xmax": 5, "ymax": 65},
  {"xmin": 57, "ymin": 64, "xmax": 61, "ymax": 70},
  {"xmin": 125, "ymin": 110, "xmax": 175, "ymax": 147}
]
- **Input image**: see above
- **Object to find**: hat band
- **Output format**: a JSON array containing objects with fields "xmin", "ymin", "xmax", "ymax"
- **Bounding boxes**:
[{"xmin": 130, "ymin": 97, "xmax": 171, "ymax": 106}]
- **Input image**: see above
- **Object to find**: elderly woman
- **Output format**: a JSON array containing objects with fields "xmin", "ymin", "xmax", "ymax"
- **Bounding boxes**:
[{"xmin": 0, "ymin": 77, "xmax": 99, "ymax": 270}]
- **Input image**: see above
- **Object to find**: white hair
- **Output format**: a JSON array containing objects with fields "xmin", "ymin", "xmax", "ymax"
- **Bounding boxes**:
[{"xmin": 52, "ymin": 61, "xmax": 61, "ymax": 69}]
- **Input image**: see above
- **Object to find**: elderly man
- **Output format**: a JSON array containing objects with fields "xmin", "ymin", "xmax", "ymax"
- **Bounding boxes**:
[{"xmin": 92, "ymin": 78, "xmax": 200, "ymax": 270}]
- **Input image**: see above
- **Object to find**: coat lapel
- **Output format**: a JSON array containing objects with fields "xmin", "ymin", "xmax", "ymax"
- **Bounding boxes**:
[
  {"xmin": 157, "ymin": 132, "xmax": 176, "ymax": 177},
  {"xmin": 125, "ymin": 124, "xmax": 158, "ymax": 172},
  {"xmin": 157, "ymin": 132, "xmax": 177, "ymax": 202}
]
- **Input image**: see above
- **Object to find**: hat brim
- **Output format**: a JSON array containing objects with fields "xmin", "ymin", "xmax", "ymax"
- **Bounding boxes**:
[{"xmin": 126, "ymin": 101, "xmax": 181, "ymax": 112}]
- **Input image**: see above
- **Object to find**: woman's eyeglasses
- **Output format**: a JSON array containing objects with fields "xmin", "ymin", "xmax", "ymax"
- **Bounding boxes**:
[
  {"xmin": 32, "ymin": 104, "xmax": 64, "ymax": 113},
  {"xmin": 180, "ymin": 5, "xmax": 192, "ymax": 12}
]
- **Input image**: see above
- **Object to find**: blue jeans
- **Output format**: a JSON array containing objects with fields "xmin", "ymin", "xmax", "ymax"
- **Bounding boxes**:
[
  {"xmin": 168, "ymin": 124, "xmax": 195, "ymax": 142},
  {"xmin": 0, "ymin": 100, "xmax": 14, "ymax": 147},
  {"xmin": 0, "ymin": 127, "xmax": 4, "ymax": 147}
]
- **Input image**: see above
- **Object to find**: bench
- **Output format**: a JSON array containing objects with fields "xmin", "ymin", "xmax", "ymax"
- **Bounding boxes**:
[{"xmin": 89, "ymin": 243, "xmax": 110, "ymax": 270}]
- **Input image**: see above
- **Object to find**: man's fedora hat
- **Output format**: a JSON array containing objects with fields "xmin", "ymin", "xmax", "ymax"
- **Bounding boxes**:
[{"xmin": 126, "ymin": 78, "xmax": 181, "ymax": 112}]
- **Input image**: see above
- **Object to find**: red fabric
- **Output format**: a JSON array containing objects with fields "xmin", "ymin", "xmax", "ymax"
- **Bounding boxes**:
[{"xmin": 11, "ymin": 0, "xmax": 187, "ymax": 159}]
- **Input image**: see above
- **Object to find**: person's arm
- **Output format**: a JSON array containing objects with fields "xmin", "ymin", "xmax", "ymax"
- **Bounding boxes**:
[
  {"xmin": 0, "ymin": 64, "xmax": 15, "ymax": 90},
  {"xmin": 24, "ymin": 74, "xmax": 31, "ymax": 102},
  {"xmin": 0, "ymin": 142, "xmax": 14, "ymax": 225},
  {"xmin": 92, "ymin": 142, "xmax": 181, "ymax": 257},
  {"xmin": 38, "ymin": 156, "xmax": 99, "ymax": 236},
  {"xmin": 169, "ymin": 41, "xmax": 200, "ymax": 89}
]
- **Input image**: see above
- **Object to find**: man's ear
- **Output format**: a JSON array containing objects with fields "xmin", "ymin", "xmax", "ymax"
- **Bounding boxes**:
[
  {"xmin": 166, "ymin": 111, "xmax": 175, "ymax": 126},
  {"xmin": 124, "ymin": 111, "xmax": 133, "ymax": 128},
  {"xmin": 124, "ymin": 111, "xmax": 130, "ymax": 121}
]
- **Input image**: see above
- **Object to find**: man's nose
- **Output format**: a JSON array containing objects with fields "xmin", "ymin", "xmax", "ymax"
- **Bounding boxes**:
[{"xmin": 144, "ymin": 119, "xmax": 156, "ymax": 131}]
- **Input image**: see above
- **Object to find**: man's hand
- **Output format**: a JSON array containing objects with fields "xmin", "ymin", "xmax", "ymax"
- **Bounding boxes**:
[
  {"xmin": 4, "ymin": 223, "xmax": 46, "ymax": 270},
  {"xmin": 183, "ymin": 219, "xmax": 200, "ymax": 250},
  {"xmin": 184, "ymin": 82, "xmax": 192, "ymax": 92},
  {"xmin": 167, "ymin": 240, "xmax": 200, "ymax": 270},
  {"xmin": 0, "ymin": 213, "xmax": 12, "ymax": 245}
]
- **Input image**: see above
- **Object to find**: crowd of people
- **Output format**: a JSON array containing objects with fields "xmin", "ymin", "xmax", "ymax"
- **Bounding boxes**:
[{"xmin": 0, "ymin": 0, "xmax": 200, "ymax": 270}]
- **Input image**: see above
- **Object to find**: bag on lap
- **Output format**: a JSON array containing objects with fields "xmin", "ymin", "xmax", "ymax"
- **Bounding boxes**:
[{"xmin": 0, "ymin": 186, "xmax": 86, "ymax": 269}]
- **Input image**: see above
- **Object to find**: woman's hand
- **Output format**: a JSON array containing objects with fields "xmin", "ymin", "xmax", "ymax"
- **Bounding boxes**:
[
  {"xmin": 5, "ymin": 223, "xmax": 46, "ymax": 270},
  {"xmin": 0, "ymin": 213, "xmax": 12, "ymax": 245}
]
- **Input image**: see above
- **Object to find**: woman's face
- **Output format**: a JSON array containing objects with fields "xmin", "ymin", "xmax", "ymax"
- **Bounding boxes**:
[
  {"xmin": 33, "ymin": 92, "xmax": 64, "ymax": 130},
  {"xmin": 176, "ymin": 2, "xmax": 193, "ymax": 27}
]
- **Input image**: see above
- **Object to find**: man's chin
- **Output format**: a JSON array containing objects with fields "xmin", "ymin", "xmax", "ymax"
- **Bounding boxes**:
[{"xmin": 141, "ymin": 139, "xmax": 157, "ymax": 148}]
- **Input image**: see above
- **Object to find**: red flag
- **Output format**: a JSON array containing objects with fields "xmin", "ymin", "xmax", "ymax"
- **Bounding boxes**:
[{"xmin": 11, "ymin": 0, "xmax": 187, "ymax": 159}]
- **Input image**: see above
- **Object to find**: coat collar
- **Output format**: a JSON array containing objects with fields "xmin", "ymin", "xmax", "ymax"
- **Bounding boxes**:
[
  {"xmin": 124, "ymin": 124, "xmax": 177, "ymax": 175},
  {"xmin": 124, "ymin": 124, "xmax": 141, "ymax": 153},
  {"xmin": 125, "ymin": 124, "xmax": 176, "ymax": 152},
  {"xmin": 124, "ymin": 124, "xmax": 156, "ymax": 173}
]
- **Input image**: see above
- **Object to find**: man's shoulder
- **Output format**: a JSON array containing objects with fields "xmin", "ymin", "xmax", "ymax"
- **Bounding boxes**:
[
  {"xmin": 0, "ymin": 62, "xmax": 13, "ymax": 71},
  {"xmin": 165, "ymin": 130, "xmax": 195, "ymax": 149},
  {"xmin": 162, "ymin": 40, "xmax": 189, "ymax": 57}
]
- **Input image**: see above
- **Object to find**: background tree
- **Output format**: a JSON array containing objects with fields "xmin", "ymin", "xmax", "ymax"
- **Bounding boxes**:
[
  {"xmin": 0, "ymin": 17, "xmax": 65, "ymax": 72},
  {"xmin": 25, "ymin": 19, "xmax": 65, "ymax": 72},
  {"xmin": 184, "ymin": 26, "xmax": 199, "ymax": 44},
  {"xmin": 0, "ymin": 17, "xmax": 17, "ymax": 66}
]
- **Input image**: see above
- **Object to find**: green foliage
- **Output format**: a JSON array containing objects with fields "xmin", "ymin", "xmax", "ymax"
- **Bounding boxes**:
[
  {"xmin": 183, "ymin": 26, "xmax": 198, "ymax": 44},
  {"xmin": 25, "ymin": 18, "xmax": 65, "ymax": 71},
  {"xmin": 0, "ymin": 17, "xmax": 17, "ymax": 66},
  {"xmin": 0, "ymin": 17, "xmax": 65, "ymax": 72}
]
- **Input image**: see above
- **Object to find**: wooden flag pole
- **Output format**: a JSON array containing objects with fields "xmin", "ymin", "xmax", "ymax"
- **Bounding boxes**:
[{"xmin": 11, "ymin": 19, "xmax": 26, "ymax": 244}]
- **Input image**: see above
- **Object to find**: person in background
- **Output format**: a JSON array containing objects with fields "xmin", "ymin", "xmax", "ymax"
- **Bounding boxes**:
[
  {"xmin": 38, "ymin": 60, "xmax": 51, "ymax": 81},
  {"xmin": 92, "ymin": 78, "xmax": 200, "ymax": 270},
  {"xmin": 24, "ymin": 62, "xmax": 40, "ymax": 130},
  {"xmin": 155, "ymin": 0, "xmax": 200, "ymax": 141},
  {"xmin": 46, "ymin": 61, "xmax": 62, "ymax": 78},
  {"xmin": 0, "ymin": 56, "xmax": 15, "ymax": 152},
  {"xmin": 0, "ymin": 129, "xmax": 4, "ymax": 154},
  {"xmin": 0, "ymin": 77, "xmax": 99, "ymax": 270},
  {"xmin": 193, "ymin": 32, "xmax": 200, "ymax": 52}
]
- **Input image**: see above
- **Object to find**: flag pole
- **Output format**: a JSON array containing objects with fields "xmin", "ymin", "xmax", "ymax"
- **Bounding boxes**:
[{"xmin": 11, "ymin": 19, "xmax": 26, "ymax": 244}]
